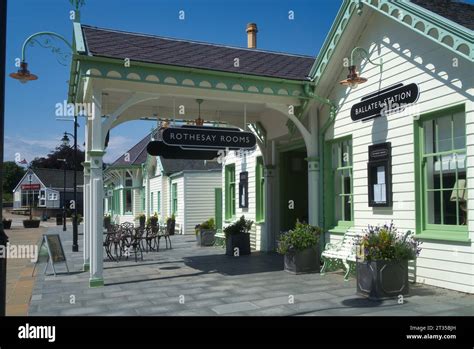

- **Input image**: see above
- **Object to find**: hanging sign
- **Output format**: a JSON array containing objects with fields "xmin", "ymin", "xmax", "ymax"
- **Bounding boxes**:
[
  {"xmin": 21, "ymin": 184, "xmax": 41, "ymax": 190},
  {"xmin": 146, "ymin": 140, "xmax": 219, "ymax": 160},
  {"xmin": 351, "ymin": 83, "xmax": 419, "ymax": 121},
  {"xmin": 162, "ymin": 126, "xmax": 257, "ymax": 150}
]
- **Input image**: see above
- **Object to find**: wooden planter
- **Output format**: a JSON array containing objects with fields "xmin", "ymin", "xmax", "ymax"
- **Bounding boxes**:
[
  {"xmin": 166, "ymin": 219, "xmax": 176, "ymax": 235},
  {"xmin": 23, "ymin": 220, "xmax": 40, "ymax": 228},
  {"xmin": 2, "ymin": 220, "xmax": 12, "ymax": 229},
  {"xmin": 225, "ymin": 233, "xmax": 251, "ymax": 256},
  {"xmin": 357, "ymin": 260, "xmax": 409, "ymax": 300},
  {"xmin": 196, "ymin": 229, "xmax": 216, "ymax": 246},
  {"xmin": 284, "ymin": 246, "xmax": 320, "ymax": 274}
]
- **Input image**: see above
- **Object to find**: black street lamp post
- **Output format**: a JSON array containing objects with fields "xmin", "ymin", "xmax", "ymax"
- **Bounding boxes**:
[
  {"xmin": 61, "ymin": 130, "xmax": 79, "ymax": 252},
  {"xmin": 58, "ymin": 159, "xmax": 67, "ymax": 232}
]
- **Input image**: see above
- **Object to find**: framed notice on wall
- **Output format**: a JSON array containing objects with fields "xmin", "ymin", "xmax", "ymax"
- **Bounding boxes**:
[{"xmin": 367, "ymin": 142, "xmax": 392, "ymax": 207}]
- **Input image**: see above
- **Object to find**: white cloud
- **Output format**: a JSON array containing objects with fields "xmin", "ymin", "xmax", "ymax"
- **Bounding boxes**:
[
  {"xmin": 103, "ymin": 135, "xmax": 137, "ymax": 163},
  {"xmin": 4, "ymin": 136, "xmax": 58, "ymax": 163}
]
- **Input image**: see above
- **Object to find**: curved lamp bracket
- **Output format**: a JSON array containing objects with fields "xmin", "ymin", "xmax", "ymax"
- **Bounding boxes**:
[
  {"xmin": 21, "ymin": 32, "xmax": 73, "ymax": 66},
  {"xmin": 350, "ymin": 46, "xmax": 383, "ymax": 73}
]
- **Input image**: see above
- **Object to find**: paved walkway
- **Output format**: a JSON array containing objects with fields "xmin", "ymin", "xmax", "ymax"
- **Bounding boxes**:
[
  {"xmin": 28, "ymin": 225, "xmax": 474, "ymax": 316},
  {"xmin": 3, "ymin": 210, "xmax": 57, "ymax": 315}
]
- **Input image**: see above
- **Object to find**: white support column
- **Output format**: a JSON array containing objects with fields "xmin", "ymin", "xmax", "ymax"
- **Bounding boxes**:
[
  {"xmin": 82, "ymin": 166, "xmax": 90, "ymax": 271},
  {"xmin": 307, "ymin": 106, "xmax": 320, "ymax": 227},
  {"xmin": 262, "ymin": 164, "xmax": 276, "ymax": 251},
  {"xmin": 88, "ymin": 90, "xmax": 105, "ymax": 287},
  {"xmin": 83, "ymin": 117, "xmax": 91, "ymax": 271}
]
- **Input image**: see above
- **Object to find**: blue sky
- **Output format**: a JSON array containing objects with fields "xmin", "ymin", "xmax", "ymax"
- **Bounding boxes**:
[{"xmin": 5, "ymin": 0, "xmax": 342, "ymax": 163}]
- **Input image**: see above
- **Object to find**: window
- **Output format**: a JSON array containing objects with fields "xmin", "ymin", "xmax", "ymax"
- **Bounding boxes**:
[
  {"xmin": 256, "ymin": 156, "xmax": 265, "ymax": 222},
  {"xmin": 123, "ymin": 172, "xmax": 133, "ymax": 214},
  {"xmin": 141, "ymin": 188, "xmax": 145, "ymax": 212},
  {"xmin": 172, "ymin": 183, "xmax": 178, "ymax": 215},
  {"xmin": 150, "ymin": 192, "xmax": 154, "ymax": 213},
  {"xmin": 416, "ymin": 106, "xmax": 467, "ymax": 240},
  {"xmin": 225, "ymin": 164, "xmax": 236, "ymax": 220},
  {"xmin": 112, "ymin": 189, "xmax": 120, "ymax": 215},
  {"xmin": 157, "ymin": 191, "xmax": 161, "ymax": 213},
  {"xmin": 325, "ymin": 137, "xmax": 353, "ymax": 230}
]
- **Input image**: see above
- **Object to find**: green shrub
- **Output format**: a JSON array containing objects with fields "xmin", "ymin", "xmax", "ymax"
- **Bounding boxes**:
[
  {"xmin": 277, "ymin": 220, "xmax": 322, "ymax": 255},
  {"xmin": 224, "ymin": 216, "xmax": 253, "ymax": 238}
]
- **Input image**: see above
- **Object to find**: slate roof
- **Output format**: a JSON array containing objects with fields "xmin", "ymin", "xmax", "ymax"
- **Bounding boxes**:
[
  {"xmin": 30, "ymin": 168, "xmax": 84, "ymax": 190},
  {"xmin": 81, "ymin": 25, "xmax": 315, "ymax": 81},
  {"xmin": 108, "ymin": 131, "xmax": 221, "ymax": 174},
  {"xmin": 410, "ymin": 0, "xmax": 474, "ymax": 30}
]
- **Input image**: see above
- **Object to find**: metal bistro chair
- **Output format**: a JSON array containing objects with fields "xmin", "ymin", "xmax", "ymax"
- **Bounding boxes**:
[
  {"xmin": 103, "ymin": 225, "xmax": 117, "ymax": 261},
  {"xmin": 121, "ymin": 226, "xmax": 144, "ymax": 262},
  {"xmin": 143, "ymin": 225, "xmax": 159, "ymax": 252},
  {"xmin": 157, "ymin": 221, "xmax": 173, "ymax": 251}
]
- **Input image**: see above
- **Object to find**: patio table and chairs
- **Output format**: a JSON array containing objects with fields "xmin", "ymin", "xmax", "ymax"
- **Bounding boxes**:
[{"xmin": 103, "ymin": 221, "xmax": 172, "ymax": 262}]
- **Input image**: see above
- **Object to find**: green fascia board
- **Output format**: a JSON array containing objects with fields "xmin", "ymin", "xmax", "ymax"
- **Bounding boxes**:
[
  {"xmin": 73, "ymin": 22, "xmax": 86, "ymax": 53},
  {"xmin": 308, "ymin": 0, "xmax": 351, "ymax": 78},
  {"xmin": 70, "ymin": 54, "xmax": 308, "ymax": 103},
  {"xmin": 365, "ymin": 0, "xmax": 473, "ymax": 60}
]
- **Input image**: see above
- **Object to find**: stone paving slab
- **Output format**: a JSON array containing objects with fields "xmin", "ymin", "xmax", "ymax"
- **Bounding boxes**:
[{"xmin": 25, "ymin": 225, "xmax": 474, "ymax": 316}]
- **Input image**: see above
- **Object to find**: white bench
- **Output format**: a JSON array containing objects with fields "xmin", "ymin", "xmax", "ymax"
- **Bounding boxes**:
[{"xmin": 320, "ymin": 228, "xmax": 365, "ymax": 281}]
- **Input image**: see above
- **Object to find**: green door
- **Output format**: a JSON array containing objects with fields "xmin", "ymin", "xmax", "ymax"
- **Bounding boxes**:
[{"xmin": 214, "ymin": 187, "xmax": 223, "ymax": 231}]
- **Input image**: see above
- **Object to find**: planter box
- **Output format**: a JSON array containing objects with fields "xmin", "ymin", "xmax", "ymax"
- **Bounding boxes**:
[
  {"xmin": 225, "ymin": 233, "xmax": 251, "ymax": 256},
  {"xmin": 166, "ymin": 219, "xmax": 176, "ymax": 235},
  {"xmin": 104, "ymin": 218, "xmax": 111, "ymax": 230},
  {"xmin": 357, "ymin": 260, "xmax": 409, "ymax": 300},
  {"xmin": 2, "ymin": 220, "xmax": 12, "ymax": 229},
  {"xmin": 56, "ymin": 213, "xmax": 63, "ymax": 226},
  {"xmin": 196, "ymin": 229, "xmax": 216, "ymax": 246},
  {"xmin": 23, "ymin": 220, "xmax": 41, "ymax": 228},
  {"xmin": 284, "ymin": 246, "xmax": 320, "ymax": 274}
]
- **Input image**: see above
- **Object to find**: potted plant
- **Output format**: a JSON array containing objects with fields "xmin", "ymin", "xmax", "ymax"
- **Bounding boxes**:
[
  {"xmin": 166, "ymin": 214, "xmax": 175, "ymax": 235},
  {"xmin": 224, "ymin": 216, "xmax": 253, "ymax": 256},
  {"xmin": 277, "ymin": 220, "xmax": 322, "ymax": 274},
  {"xmin": 147, "ymin": 213, "xmax": 158, "ymax": 228},
  {"xmin": 356, "ymin": 222, "xmax": 422, "ymax": 300},
  {"xmin": 195, "ymin": 218, "xmax": 216, "ymax": 246},
  {"xmin": 104, "ymin": 214, "xmax": 111, "ymax": 229},
  {"xmin": 23, "ymin": 205, "xmax": 40, "ymax": 228},
  {"xmin": 2, "ymin": 218, "xmax": 12, "ymax": 230},
  {"xmin": 136, "ymin": 213, "xmax": 146, "ymax": 228}
]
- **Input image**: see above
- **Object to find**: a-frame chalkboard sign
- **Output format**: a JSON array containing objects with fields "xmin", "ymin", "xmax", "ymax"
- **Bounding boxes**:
[{"xmin": 36, "ymin": 234, "xmax": 69, "ymax": 276}]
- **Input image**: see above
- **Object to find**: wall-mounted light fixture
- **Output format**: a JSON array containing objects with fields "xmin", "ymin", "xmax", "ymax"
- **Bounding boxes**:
[{"xmin": 340, "ymin": 47, "xmax": 383, "ymax": 88}]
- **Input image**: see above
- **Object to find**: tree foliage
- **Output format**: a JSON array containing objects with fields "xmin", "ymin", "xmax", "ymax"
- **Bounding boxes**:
[
  {"xmin": 2, "ymin": 161, "xmax": 26, "ymax": 202},
  {"xmin": 30, "ymin": 144, "xmax": 85, "ymax": 171}
]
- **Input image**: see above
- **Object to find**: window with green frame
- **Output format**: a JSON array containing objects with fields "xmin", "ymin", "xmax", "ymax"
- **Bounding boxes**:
[
  {"xmin": 225, "ymin": 164, "xmax": 236, "ymax": 220},
  {"xmin": 123, "ymin": 172, "xmax": 133, "ymax": 214},
  {"xmin": 324, "ymin": 137, "xmax": 353, "ymax": 230},
  {"xmin": 415, "ymin": 106, "xmax": 468, "ymax": 241},
  {"xmin": 141, "ymin": 187, "xmax": 145, "ymax": 212},
  {"xmin": 157, "ymin": 191, "xmax": 161, "ymax": 213},
  {"xmin": 150, "ymin": 192, "xmax": 154, "ymax": 213},
  {"xmin": 172, "ymin": 183, "xmax": 178, "ymax": 215},
  {"xmin": 256, "ymin": 156, "xmax": 265, "ymax": 222},
  {"xmin": 112, "ymin": 189, "xmax": 120, "ymax": 215}
]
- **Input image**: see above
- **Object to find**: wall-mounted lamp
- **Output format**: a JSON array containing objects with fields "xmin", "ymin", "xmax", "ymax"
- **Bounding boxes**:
[
  {"xmin": 9, "ymin": 62, "xmax": 38, "ymax": 83},
  {"xmin": 340, "ymin": 47, "xmax": 383, "ymax": 88}
]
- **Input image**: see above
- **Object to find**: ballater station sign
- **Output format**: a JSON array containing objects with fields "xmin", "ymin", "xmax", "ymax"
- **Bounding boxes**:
[
  {"xmin": 147, "ymin": 125, "xmax": 257, "ymax": 160},
  {"xmin": 351, "ymin": 83, "xmax": 419, "ymax": 121}
]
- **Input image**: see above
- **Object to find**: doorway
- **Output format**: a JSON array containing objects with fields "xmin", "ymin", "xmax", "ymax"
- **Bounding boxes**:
[{"xmin": 279, "ymin": 148, "xmax": 308, "ymax": 232}]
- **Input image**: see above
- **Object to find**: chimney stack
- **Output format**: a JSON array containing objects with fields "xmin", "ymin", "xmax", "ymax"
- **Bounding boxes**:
[{"xmin": 246, "ymin": 23, "xmax": 258, "ymax": 49}]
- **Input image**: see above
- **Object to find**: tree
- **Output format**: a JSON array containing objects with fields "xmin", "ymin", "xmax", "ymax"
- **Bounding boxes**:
[
  {"xmin": 2, "ymin": 161, "xmax": 25, "ymax": 202},
  {"xmin": 30, "ymin": 144, "xmax": 85, "ymax": 171}
]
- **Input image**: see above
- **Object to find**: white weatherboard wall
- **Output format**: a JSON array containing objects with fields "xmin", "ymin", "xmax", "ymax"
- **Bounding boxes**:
[
  {"xmin": 222, "ymin": 148, "xmax": 263, "ymax": 250},
  {"xmin": 183, "ymin": 170, "xmax": 221, "ymax": 235},
  {"xmin": 170, "ymin": 175, "xmax": 184, "ymax": 233},
  {"xmin": 321, "ymin": 11, "xmax": 474, "ymax": 293}
]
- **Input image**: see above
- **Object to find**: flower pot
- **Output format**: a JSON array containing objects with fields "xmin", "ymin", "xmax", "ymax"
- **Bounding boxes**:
[
  {"xmin": 225, "ymin": 233, "xmax": 251, "ymax": 256},
  {"xmin": 56, "ymin": 213, "xmax": 63, "ymax": 226},
  {"xmin": 2, "ymin": 220, "xmax": 12, "ymax": 229},
  {"xmin": 356, "ymin": 260, "xmax": 409, "ymax": 300},
  {"xmin": 104, "ymin": 217, "xmax": 111, "ymax": 229},
  {"xmin": 196, "ymin": 229, "xmax": 216, "ymax": 246},
  {"xmin": 166, "ymin": 219, "xmax": 175, "ymax": 235},
  {"xmin": 139, "ymin": 217, "xmax": 146, "ymax": 228},
  {"xmin": 23, "ymin": 220, "xmax": 40, "ymax": 228},
  {"xmin": 284, "ymin": 246, "xmax": 320, "ymax": 274}
]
